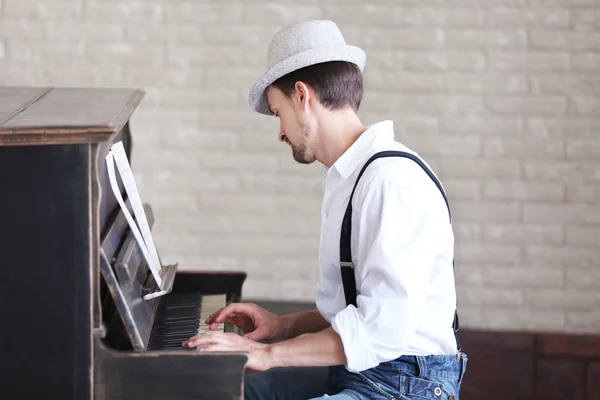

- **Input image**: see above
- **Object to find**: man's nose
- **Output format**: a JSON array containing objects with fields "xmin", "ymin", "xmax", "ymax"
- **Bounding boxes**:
[{"xmin": 279, "ymin": 126, "xmax": 285, "ymax": 142}]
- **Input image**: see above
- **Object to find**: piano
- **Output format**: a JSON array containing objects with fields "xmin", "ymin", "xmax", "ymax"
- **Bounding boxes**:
[{"xmin": 0, "ymin": 87, "xmax": 248, "ymax": 399}]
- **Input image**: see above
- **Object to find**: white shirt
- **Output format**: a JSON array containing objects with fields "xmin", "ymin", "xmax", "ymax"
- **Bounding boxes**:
[{"xmin": 315, "ymin": 120, "xmax": 458, "ymax": 373}]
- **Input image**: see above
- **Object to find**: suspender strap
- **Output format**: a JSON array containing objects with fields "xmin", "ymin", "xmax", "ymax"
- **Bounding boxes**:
[{"xmin": 339, "ymin": 150, "xmax": 461, "ymax": 351}]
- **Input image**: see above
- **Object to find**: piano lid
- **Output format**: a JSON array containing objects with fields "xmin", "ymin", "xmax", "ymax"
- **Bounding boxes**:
[{"xmin": 0, "ymin": 86, "xmax": 145, "ymax": 146}]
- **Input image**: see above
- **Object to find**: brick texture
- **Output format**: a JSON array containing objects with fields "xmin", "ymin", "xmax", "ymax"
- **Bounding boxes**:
[{"xmin": 1, "ymin": 0, "xmax": 599, "ymax": 334}]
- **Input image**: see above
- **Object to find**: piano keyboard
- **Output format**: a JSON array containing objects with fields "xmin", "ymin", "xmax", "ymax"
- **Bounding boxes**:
[{"xmin": 147, "ymin": 293, "xmax": 226, "ymax": 351}]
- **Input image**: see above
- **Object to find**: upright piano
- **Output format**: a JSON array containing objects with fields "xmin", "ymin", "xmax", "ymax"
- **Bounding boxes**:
[{"xmin": 0, "ymin": 87, "xmax": 248, "ymax": 399}]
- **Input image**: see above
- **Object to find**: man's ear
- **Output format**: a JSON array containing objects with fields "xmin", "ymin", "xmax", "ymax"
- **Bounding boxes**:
[{"xmin": 294, "ymin": 81, "xmax": 311, "ymax": 111}]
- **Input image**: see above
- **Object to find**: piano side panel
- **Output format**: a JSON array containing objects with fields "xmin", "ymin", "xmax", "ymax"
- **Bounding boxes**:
[
  {"xmin": 94, "ymin": 341, "xmax": 247, "ymax": 400},
  {"xmin": 0, "ymin": 143, "xmax": 93, "ymax": 399}
]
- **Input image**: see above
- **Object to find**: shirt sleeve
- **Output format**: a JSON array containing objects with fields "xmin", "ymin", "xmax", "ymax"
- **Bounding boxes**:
[{"xmin": 330, "ymin": 170, "xmax": 448, "ymax": 372}]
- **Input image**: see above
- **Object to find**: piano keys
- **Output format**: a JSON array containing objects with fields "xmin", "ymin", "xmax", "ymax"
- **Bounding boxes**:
[
  {"xmin": 147, "ymin": 293, "xmax": 227, "ymax": 351},
  {"xmin": 0, "ymin": 87, "xmax": 249, "ymax": 399}
]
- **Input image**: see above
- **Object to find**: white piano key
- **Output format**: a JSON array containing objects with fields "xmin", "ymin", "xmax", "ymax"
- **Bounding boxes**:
[{"xmin": 197, "ymin": 294, "xmax": 227, "ymax": 334}]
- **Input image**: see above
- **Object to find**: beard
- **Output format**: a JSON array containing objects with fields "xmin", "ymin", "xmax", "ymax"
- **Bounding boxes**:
[
  {"xmin": 291, "ymin": 123, "xmax": 313, "ymax": 164},
  {"xmin": 291, "ymin": 142, "xmax": 309, "ymax": 164}
]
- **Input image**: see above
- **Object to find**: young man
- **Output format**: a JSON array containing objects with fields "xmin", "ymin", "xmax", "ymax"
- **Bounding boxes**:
[{"xmin": 183, "ymin": 20, "xmax": 468, "ymax": 399}]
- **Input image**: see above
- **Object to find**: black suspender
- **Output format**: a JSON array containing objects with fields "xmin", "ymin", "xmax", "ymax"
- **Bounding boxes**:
[{"xmin": 339, "ymin": 150, "xmax": 461, "ymax": 351}]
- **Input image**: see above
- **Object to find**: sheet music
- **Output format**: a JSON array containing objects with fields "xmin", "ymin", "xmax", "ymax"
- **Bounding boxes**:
[{"xmin": 105, "ymin": 143, "xmax": 163, "ymax": 288}]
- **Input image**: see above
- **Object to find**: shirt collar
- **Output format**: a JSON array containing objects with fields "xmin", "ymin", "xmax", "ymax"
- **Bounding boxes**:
[{"xmin": 329, "ymin": 120, "xmax": 395, "ymax": 180}]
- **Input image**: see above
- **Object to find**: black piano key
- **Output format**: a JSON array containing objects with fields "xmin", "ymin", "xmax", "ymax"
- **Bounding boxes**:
[
  {"xmin": 156, "ymin": 331, "xmax": 197, "ymax": 339},
  {"xmin": 147, "ymin": 292, "xmax": 203, "ymax": 351},
  {"xmin": 151, "ymin": 325, "xmax": 197, "ymax": 334}
]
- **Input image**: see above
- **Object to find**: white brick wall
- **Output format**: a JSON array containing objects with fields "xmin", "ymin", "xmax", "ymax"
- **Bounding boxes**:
[{"xmin": 1, "ymin": 0, "xmax": 599, "ymax": 334}]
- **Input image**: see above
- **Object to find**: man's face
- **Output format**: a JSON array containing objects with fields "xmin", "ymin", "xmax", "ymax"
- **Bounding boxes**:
[{"xmin": 266, "ymin": 85, "xmax": 315, "ymax": 164}]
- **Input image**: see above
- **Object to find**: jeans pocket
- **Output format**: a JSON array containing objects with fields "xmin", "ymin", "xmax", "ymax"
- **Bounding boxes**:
[
  {"xmin": 400, "ymin": 375, "xmax": 445, "ymax": 400},
  {"xmin": 355, "ymin": 371, "xmax": 399, "ymax": 399}
]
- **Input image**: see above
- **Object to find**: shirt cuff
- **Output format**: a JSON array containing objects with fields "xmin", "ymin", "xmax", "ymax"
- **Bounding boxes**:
[{"xmin": 331, "ymin": 305, "xmax": 380, "ymax": 372}]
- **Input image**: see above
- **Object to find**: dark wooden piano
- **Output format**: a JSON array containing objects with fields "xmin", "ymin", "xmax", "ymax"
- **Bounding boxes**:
[{"xmin": 0, "ymin": 87, "xmax": 248, "ymax": 399}]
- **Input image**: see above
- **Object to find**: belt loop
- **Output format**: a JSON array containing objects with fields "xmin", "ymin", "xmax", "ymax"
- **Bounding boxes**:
[
  {"xmin": 459, "ymin": 352, "xmax": 467, "ymax": 384},
  {"xmin": 416, "ymin": 356, "xmax": 426, "ymax": 378}
]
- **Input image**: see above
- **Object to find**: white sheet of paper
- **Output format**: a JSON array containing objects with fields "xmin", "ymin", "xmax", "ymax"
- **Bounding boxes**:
[
  {"xmin": 105, "ymin": 146, "xmax": 163, "ymax": 288},
  {"xmin": 110, "ymin": 142, "xmax": 162, "ymax": 272}
]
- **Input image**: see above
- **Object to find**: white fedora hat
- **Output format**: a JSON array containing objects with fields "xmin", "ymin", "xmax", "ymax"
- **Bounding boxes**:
[{"xmin": 248, "ymin": 20, "xmax": 367, "ymax": 115}]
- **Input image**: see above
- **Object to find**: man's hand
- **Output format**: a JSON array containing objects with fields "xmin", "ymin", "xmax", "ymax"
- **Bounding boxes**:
[
  {"xmin": 182, "ymin": 332, "xmax": 272, "ymax": 371},
  {"xmin": 182, "ymin": 327, "xmax": 347, "ymax": 371},
  {"xmin": 205, "ymin": 302, "xmax": 285, "ymax": 341}
]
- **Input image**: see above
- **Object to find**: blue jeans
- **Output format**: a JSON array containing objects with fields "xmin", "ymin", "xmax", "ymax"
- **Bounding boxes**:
[{"xmin": 244, "ymin": 352, "xmax": 468, "ymax": 399}]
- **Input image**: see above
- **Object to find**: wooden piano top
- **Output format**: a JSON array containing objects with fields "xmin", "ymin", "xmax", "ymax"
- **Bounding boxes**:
[{"xmin": 0, "ymin": 86, "xmax": 144, "ymax": 146}]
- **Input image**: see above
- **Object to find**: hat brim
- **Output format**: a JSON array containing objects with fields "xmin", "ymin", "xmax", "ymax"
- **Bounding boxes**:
[{"xmin": 248, "ymin": 45, "xmax": 366, "ymax": 115}]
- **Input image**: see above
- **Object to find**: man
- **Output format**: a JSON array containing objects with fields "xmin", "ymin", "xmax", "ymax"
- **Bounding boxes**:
[{"xmin": 183, "ymin": 20, "xmax": 468, "ymax": 399}]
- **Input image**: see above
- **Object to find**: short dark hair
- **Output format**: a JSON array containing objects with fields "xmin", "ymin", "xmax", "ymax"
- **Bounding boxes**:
[{"xmin": 271, "ymin": 61, "xmax": 363, "ymax": 112}]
